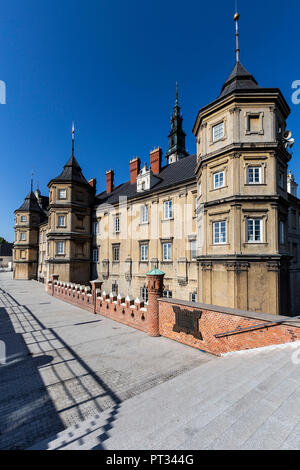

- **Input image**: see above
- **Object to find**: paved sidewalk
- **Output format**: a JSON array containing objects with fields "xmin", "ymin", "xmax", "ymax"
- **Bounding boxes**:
[{"xmin": 0, "ymin": 273, "xmax": 211, "ymax": 450}]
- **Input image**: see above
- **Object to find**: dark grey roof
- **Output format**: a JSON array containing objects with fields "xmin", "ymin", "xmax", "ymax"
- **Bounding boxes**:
[
  {"xmin": 219, "ymin": 62, "xmax": 260, "ymax": 98},
  {"xmin": 95, "ymin": 155, "xmax": 197, "ymax": 206},
  {"xmin": 16, "ymin": 191, "xmax": 42, "ymax": 213},
  {"xmin": 50, "ymin": 155, "xmax": 88, "ymax": 185}
]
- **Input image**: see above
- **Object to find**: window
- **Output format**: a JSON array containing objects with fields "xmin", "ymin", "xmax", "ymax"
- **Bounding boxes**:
[
  {"xmin": 92, "ymin": 249, "xmax": 98, "ymax": 263},
  {"xmin": 141, "ymin": 205, "xmax": 148, "ymax": 224},
  {"xmin": 113, "ymin": 245, "xmax": 120, "ymax": 261},
  {"xmin": 190, "ymin": 240, "xmax": 197, "ymax": 260},
  {"xmin": 162, "ymin": 242, "xmax": 172, "ymax": 261},
  {"xmin": 58, "ymin": 216, "xmax": 65, "ymax": 227},
  {"xmin": 20, "ymin": 232, "xmax": 26, "ymax": 241},
  {"xmin": 293, "ymin": 244, "xmax": 298, "ymax": 264},
  {"xmin": 279, "ymin": 172, "xmax": 284, "ymax": 188},
  {"xmin": 56, "ymin": 241, "xmax": 65, "ymax": 255},
  {"xmin": 112, "ymin": 282, "xmax": 118, "ymax": 295},
  {"xmin": 280, "ymin": 221, "xmax": 285, "ymax": 245},
  {"xmin": 114, "ymin": 216, "xmax": 120, "ymax": 233},
  {"xmin": 21, "ymin": 216, "xmax": 27, "ymax": 223},
  {"xmin": 213, "ymin": 221, "xmax": 227, "ymax": 244},
  {"xmin": 247, "ymin": 219, "xmax": 262, "ymax": 243},
  {"xmin": 248, "ymin": 115, "xmax": 260, "ymax": 133},
  {"xmin": 164, "ymin": 200, "xmax": 173, "ymax": 220},
  {"xmin": 163, "ymin": 290, "xmax": 172, "ymax": 298},
  {"xmin": 58, "ymin": 189, "xmax": 67, "ymax": 200},
  {"xmin": 214, "ymin": 171, "xmax": 225, "ymax": 189},
  {"xmin": 190, "ymin": 292, "xmax": 197, "ymax": 303},
  {"xmin": 212, "ymin": 122, "xmax": 224, "ymax": 142},
  {"xmin": 141, "ymin": 286, "xmax": 148, "ymax": 303},
  {"xmin": 140, "ymin": 244, "xmax": 148, "ymax": 261},
  {"xmin": 248, "ymin": 167, "xmax": 261, "ymax": 184},
  {"xmin": 93, "ymin": 221, "xmax": 99, "ymax": 235}
]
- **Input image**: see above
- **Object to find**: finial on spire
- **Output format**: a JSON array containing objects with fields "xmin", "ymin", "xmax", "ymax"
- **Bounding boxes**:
[
  {"xmin": 72, "ymin": 121, "xmax": 75, "ymax": 156},
  {"xmin": 30, "ymin": 171, "xmax": 34, "ymax": 192},
  {"xmin": 234, "ymin": 11, "xmax": 240, "ymax": 63}
]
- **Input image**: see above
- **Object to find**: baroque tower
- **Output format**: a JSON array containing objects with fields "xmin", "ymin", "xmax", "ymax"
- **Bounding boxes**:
[
  {"xmin": 166, "ymin": 83, "xmax": 188, "ymax": 164},
  {"xmin": 193, "ymin": 13, "xmax": 291, "ymax": 315}
]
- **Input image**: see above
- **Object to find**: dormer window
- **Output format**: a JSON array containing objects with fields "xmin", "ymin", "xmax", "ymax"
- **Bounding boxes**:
[{"xmin": 212, "ymin": 122, "xmax": 224, "ymax": 142}]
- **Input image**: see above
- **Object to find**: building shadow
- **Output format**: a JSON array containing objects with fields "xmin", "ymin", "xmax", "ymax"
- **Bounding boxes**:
[{"xmin": 0, "ymin": 287, "xmax": 122, "ymax": 450}]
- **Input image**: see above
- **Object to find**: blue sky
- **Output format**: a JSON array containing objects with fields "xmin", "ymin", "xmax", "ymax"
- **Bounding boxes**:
[{"xmin": 1, "ymin": 0, "xmax": 300, "ymax": 242}]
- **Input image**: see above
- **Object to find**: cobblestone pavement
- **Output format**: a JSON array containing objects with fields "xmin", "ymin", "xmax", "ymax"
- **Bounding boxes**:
[{"xmin": 0, "ymin": 273, "xmax": 212, "ymax": 450}]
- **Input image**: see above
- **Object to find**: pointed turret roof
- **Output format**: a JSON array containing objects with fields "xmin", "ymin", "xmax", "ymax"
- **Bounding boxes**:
[
  {"xmin": 50, "ymin": 155, "xmax": 88, "ymax": 185},
  {"xmin": 219, "ymin": 62, "xmax": 260, "ymax": 98},
  {"xmin": 16, "ymin": 191, "xmax": 42, "ymax": 213}
]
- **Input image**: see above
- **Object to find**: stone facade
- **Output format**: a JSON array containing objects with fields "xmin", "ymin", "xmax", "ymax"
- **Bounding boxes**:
[{"xmin": 13, "ymin": 60, "xmax": 300, "ymax": 316}]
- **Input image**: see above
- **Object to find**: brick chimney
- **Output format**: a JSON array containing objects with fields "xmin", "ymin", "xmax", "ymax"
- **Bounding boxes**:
[
  {"xmin": 88, "ymin": 178, "xmax": 97, "ymax": 191},
  {"xmin": 106, "ymin": 170, "xmax": 114, "ymax": 194},
  {"xmin": 150, "ymin": 147, "xmax": 162, "ymax": 175},
  {"xmin": 130, "ymin": 157, "xmax": 141, "ymax": 184}
]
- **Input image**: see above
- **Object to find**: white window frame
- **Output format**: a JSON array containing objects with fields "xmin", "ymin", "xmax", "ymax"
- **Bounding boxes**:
[
  {"xmin": 163, "ymin": 200, "xmax": 173, "ymax": 220},
  {"xmin": 20, "ymin": 216, "xmax": 27, "ymax": 223},
  {"xmin": 93, "ymin": 221, "xmax": 99, "ymax": 235},
  {"xmin": 114, "ymin": 216, "xmax": 120, "ymax": 233},
  {"xmin": 140, "ymin": 244, "xmax": 148, "ymax": 261},
  {"xmin": 92, "ymin": 248, "xmax": 98, "ymax": 263},
  {"xmin": 162, "ymin": 242, "xmax": 172, "ymax": 261},
  {"xmin": 213, "ymin": 221, "xmax": 227, "ymax": 245},
  {"xmin": 113, "ymin": 245, "xmax": 120, "ymax": 262},
  {"xmin": 58, "ymin": 215, "xmax": 66, "ymax": 227},
  {"xmin": 58, "ymin": 189, "xmax": 67, "ymax": 200},
  {"xmin": 248, "ymin": 166, "xmax": 262, "ymax": 184},
  {"xmin": 190, "ymin": 240, "xmax": 197, "ymax": 260},
  {"xmin": 141, "ymin": 205, "xmax": 148, "ymax": 224},
  {"xmin": 140, "ymin": 286, "xmax": 148, "ymax": 303},
  {"xmin": 56, "ymin": 241, "xmax": 65, "ymax": 255},
  {"xmin": 213, "ymin": 171, "xmax": 225, "ymax": 189},
  {"xmin": 247, "ymin": 219, "xmax": 263, "ymax": 243},
  {"xmin": 20, "ymin": 232, "xmax": 26, "ymax": 241},
  {"xmin": 212, "ymin": 122, "xmax": 224, "ymax": 142}
]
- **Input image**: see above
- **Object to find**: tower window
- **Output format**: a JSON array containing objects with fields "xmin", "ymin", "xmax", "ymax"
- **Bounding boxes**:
[
  {"xmin": 247, "ymin": 219, "xmax": 262, "ymax": 243},
  {"xmin": 20, "ymin": 232, "xmax": 26, "ymax": 241},
  {"xmin": 248, "ymin": 167, "xmax": 261, "ymax": 184},
  {"xmin": 58, "ymin": 189, "xmax": 67, "ymax": 200},
  {"xmin": 58, "ymin": 216, "xmax": 66, "ymax": 227},
  {"xmin": 212, "ymin": 122, "xmax": 224, "ymax": 142},
  {"xmin": 21, "ymin": 216, "xmax": 27, "ymax": 223},
  {"xmin": 93, "ymin": 221, "xmax": 99, "ymax": 235},
  {"xmin": 280, "ymin": 221, "xmax": 285, "ymax": 245},
  {"xmin": 214, "ymin": 171, "xmax": 225, "ymax": 189},
  {"xmin": 56, "ymin": 241, "xmax": 65, "ymax": 255},
  {"xmin": 213, "ymin": 221, "xmax": 227, "ymax": 244}
]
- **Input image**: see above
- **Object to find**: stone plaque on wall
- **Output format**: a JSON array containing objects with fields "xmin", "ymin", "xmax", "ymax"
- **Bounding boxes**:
[{"xmin": 172, "ymin": 306, "xmax": 203, "ymax": 340}]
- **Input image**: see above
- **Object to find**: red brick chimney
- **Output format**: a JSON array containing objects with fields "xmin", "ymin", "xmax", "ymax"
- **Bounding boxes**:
[
  {"xmin": 88, "ymin": 178, "xmax": 97, "ymax": 191},
  {"xmin": 130, "ymin": 157, "xmax": 140, "ymax": 184},
  {"xmin": 106, "ymin": 170, "xmax": 114, "ymax": 194},
  {"xmin": 150, "ymin": 147, "xmax": 162, "ymax": 175}
]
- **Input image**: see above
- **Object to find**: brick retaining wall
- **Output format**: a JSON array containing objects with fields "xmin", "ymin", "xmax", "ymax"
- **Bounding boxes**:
[{"xmin": 158, "ymin": 298, "xmax": 300, "ymax": 356}]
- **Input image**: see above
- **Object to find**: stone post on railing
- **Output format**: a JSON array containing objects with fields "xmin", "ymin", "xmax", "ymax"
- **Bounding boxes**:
[
  {"xmin": 146, "ymin": 267, "xmax": 165, "ymax": 337},
  {"xmin": 51, "ymin": 274, "xmax": 59, "ymax": 296},
  {"xmin": 90, "ymin": 280, "xmax": 103, "ymax": 314}
]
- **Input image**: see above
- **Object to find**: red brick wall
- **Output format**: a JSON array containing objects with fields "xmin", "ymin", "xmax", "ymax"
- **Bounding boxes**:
[
  {"xmin": 48, "ymin": 281, "xmax": 148, "ymax": 333},
  {"xmin": 158, "ymin": 299, "xmax": 300, "ymax": 356}
]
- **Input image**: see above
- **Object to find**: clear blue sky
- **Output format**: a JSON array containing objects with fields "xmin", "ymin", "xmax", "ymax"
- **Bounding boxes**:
[{"xmin": 1, "ymin": 0, "xmax": 300, "ymax": 242}]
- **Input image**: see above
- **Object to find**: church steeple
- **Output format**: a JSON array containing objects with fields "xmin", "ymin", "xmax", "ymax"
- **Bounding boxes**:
[{"xmin": 166, "ymin": 83, "xmax": 188, "ymax": 164}]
